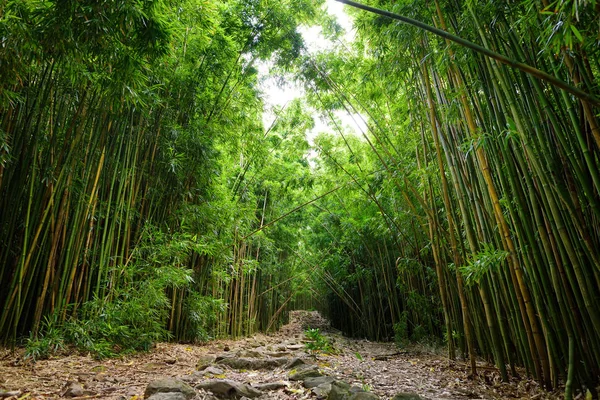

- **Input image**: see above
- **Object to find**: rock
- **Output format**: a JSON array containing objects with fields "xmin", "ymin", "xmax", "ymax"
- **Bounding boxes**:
[
  {"xmin": 147, "ymin": 394, "xmax": 188, "ymax": 400},
  {"xmin": 289, "ymin": 365, "xmax": 322, "ymax": 381},
  {"xmin": 252, "ymin": 381, "xmax": 289, "ymax": 391},
  {"xmin": 203, "ymin": 366, "xmax": 225, "ymax": 375},
  {"xmin": 217, "ymin": 357, "xmax": 288, "ymax": 370},
  {"xmin": 285, "ymin": 357, "xmax": 306, "ymax": 369},
  {"xmin": 392, "ymin": 393, "xmax": 422, "ymax": 400},
  {"xmin": 303, "ymin": 376, "xmax": 335, "ymax": 389},
  {"xmin": 329, "ymin": 381, "xmax": 351, "ymax": 400},
  {"xmin": 165, "ymin": 358, "xmax": 177, "ymax": 365},
  {"xmin": 197, "ymin": 355, "xmax": 217, "ymax": 370},
  {"xmin": 312, "ymin": 382, "xmax": 332, "ymax": 399},
  {"xmin": 144, "ymin": 379, "xmax": 196, "ymax": 400},
  {"xmin": 264, "ymin": 351, "xmax": 292, "ymax": 357},
  {"xmin": 286, "ymin": 344, "xmax": 305, "ymax": 350},
  {"xmin": 349, "ymin": 392, "xmax": 380, "ymax": 400},
  {"xmin": 181, "ymin": 367, "xmax": 225, "ymax": 384},
  {"xmin": 237, "ymin": 350, "xmax": 263, "ymax": 358},
  {"xmin": 196, "ymin": 379, "xmax": 262, "ymax": 399},
  {"xmin": 62, "ymin": 382, "xmax": 85, "ymax": 397},
  {"xmin": 349, "ymin": 385, "xmax": 364, "ymax": 393}
]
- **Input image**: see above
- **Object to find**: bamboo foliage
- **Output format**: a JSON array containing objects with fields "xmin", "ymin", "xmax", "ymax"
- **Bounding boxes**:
[
  {"xmin": 0, "ymin": 0, "xmax": 324, "ymax": 346},
  {"xmin": 300, "ymin": 0, "xmax": 600, "ymax": 394}
]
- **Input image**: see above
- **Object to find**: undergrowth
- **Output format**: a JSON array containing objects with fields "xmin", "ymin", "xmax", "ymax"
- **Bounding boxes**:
[
  {"xmin": 25, "ymin": 229, "xmax": 213, "ymax": 361},
  {"xmin": 304, "ymin": 328, "xmax": 334, "ymax": 354}
]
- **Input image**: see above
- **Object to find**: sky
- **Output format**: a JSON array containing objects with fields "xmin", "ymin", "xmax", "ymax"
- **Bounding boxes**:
[{"xmin": 259, "ymin": 0, "xmax": 367, "ymax": 143}]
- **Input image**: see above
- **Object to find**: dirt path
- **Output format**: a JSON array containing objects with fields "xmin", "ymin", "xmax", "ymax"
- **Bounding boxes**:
[{"xmin": 0, "ymin": 312, "xmax": 561, "ymax": 400}]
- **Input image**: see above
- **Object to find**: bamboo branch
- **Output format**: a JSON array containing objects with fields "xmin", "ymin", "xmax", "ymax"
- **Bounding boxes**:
[{"xmin": 242, "ymin": 184, "xmax": 346, "ymax": 239}]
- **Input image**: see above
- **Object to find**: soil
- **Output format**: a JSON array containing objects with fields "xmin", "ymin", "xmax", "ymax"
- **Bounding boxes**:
[{"xmin": 0, "ymin": 311, "xmax": 563, "ymax": 400}]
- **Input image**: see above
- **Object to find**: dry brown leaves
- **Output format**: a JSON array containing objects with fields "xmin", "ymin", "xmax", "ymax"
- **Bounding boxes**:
[{"xmin": 0, "ymin": 312, "xmax": 563, "ymax": 400}]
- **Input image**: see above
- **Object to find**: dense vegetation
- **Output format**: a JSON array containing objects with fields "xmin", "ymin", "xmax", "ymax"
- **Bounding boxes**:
[{"xmin": 1, "ymin": 0, "xmax": 599, "ymax": 397}]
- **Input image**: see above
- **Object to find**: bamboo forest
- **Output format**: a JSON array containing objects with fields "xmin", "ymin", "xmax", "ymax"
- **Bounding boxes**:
[{"xmin": 1, "ymin": 0, "xmax": 600, "ymax": 399}]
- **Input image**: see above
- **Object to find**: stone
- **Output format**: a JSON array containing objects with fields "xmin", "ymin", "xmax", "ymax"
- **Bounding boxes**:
[
  {"xmin": 237, "ymin": 350, "xmax": 263, "ymax": 358},
  {"xmin": 285, "ymin": 357, "xmax": 306, "ymax": 369},
  {"xmin": 286, "ymin": 344, "xmax": 305, "ymax": 350},
  {"xmin": 197, "ymin": 355, "xmax": 217, "ymax": 370},
  {"xmin": 312, "ymin": 383, "xmax": 332, "ymax": 399},
  {"xmin": 289, "ymin": 365, "xmax": 322, "ymax": 381},
  {"xmin": 144, "ymin": 379, "xmax": 196, "ymax": 400},
  {"xmin": 203, "ymin": 366, "xmax": 225, "ymax": 375},
  {"xmin": 62, "ymin": 382, "xmax": 85, "ymax": 397},
  {"xmin": 391, "ymin": 393, "xmax": 422, "ymax": 400},
  {"xmin": 252, "ymin": 381, "xmax": 289, "ymax": 391},
  {"xmin": 349, "ymin": 385, "xmax": 364, "ymax": 393},
  {"xmin": 196, "ymin": 379, "xmax": 262, "ymax": 399},
  {"xmin": 349, "ymin": 392, "xmax": 380, "ymax": 400},
  {"xmin": 264, "ymin": 351, "xmax": 292, "ymax": 358},
  {"xmin": 303, "ymin": 376, "xmax": 335, "ymax": 389},
  {"xmin": 217, "ymin": 357, "xmax": 288, "ymax": 370},
  {"xmin": 146, "ymin": 394, "xmax": 188, "ymax": 400},
  {"xmin": 328, "ymin": 381, "xmax": 351, "ymax": 400}
]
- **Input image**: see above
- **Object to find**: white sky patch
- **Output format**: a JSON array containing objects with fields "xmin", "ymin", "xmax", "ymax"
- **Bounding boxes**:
[{"xmin": 259, "ymin": 0, "xmax": 366, "ymax": 145}]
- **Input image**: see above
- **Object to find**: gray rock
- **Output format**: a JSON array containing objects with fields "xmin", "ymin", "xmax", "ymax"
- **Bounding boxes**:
[
  {"xmin": 286, "ymin": 344, "xmax": 305, "ymax": 350},
  {"xmin": 391, "ymin": 394, "xmax": 422, "ymax": 400},
  {"xmin": 252, "ymin": 381, "xmax": 289, "ymax": 391},
  {"xmin": 285, "ymin": 357, "xmax": 307, "ymax": 369},
  {"xmin": 203, "ymin": 366, "xmax": 225, "ymax": 375},
  {"xmin": 237, "ymin": 350, "xmax": 263, "ymax": 358},
  {"xmin": 328, "ymin": 381, "xmax": 351, "ymax": 400},
  {"xmin": 303, "ymin": 376, "xmax": 335, "ymax": 389},
  {"xmin": 217, "ymin": 357, "xmax": 289, "ymax": 370},
  {"xmin": 312, "ymin": 382, "xmax": 332, "ymax": 399},
  {"xmin": 349, "ymin": 392, "xmax": 379, "ymax": 400},
  {"xmin": 146, "ymin": 394, "xmax": 188, "ymax": 400},
  {"xmin": 144, "ymin": 379, "xmax": 196, "ymax": 400},
  {"xmin": 179, "ymin": 366, "xmax": 224, "ymax": 384},
  {"xmin": 196, "ymin": 379, "xmax": 262, "ymax": 399},
  {"xmin": 197, "ymin": 355, "xmax": 217, "ymax": 370},
  {"xmin": 264, "ymin": 351, "xmax": 292, "ymax": 357},
  {"xmin": 179, "ymin": 372, "xmax": 203, "ymax": 384},
  {"xmin": 63, "ymin": 382, "xmax": 85, "ymax": 397},
  {"xmin": 289, "ymin": 365, "xmax": 322, "ymax": 381}
]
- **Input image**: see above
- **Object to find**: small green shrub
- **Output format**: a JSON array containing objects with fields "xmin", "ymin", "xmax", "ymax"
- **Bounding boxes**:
[
  {"xmin": 304, "ymin": 328, "xmax": 334, "ymax": 353},
  {"xmin": 24, "ymin": 315, "xmax": 65, "ymax": 361},
  {"xmin": 63, "ymin": 284, "xmax": 172, "ymax": 359}
]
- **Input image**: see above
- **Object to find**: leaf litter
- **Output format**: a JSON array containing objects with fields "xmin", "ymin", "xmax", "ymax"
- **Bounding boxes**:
[{"xmin": 0, "ymin": 311, "xmax": 563, "ymax": 399}]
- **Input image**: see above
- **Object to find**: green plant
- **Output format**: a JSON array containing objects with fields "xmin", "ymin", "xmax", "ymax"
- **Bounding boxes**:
[
  {"xmin": 184, "ymin": 293, "xmax": 227, "ymax": 342},
  {"xmin": 24, "ymin": 314, "xmax": 65, "ymax": 361},
  {"xmin": 393, "ymin": 312, "xmax": 409, "ymax": 348},
  {"xmin": 304, "ymin": 328, "xmax": 334, "ymax": 353}
]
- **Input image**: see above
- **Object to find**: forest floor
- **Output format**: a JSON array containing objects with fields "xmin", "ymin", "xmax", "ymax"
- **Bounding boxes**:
[{"xmin": 0, "ymin": 311, "xmax": 563, "ymax": 400}]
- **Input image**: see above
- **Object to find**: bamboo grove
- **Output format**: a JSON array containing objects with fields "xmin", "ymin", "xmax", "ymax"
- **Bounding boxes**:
[
  {"xmin": 294, "ymin": 0, "xmax": 600, "ymax": 395},
  {"xmin": 1, "ymin": 0, "xmax": 600, "ymax": 397},
  {"xmin": 0, "ymin": 0, "xmax": 323, "ymax": 352}
]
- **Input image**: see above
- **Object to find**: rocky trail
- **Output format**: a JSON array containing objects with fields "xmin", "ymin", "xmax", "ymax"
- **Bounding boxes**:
[{"xmin": 1, "ymin": 311, "xmax": 562, "ymax": 400}]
